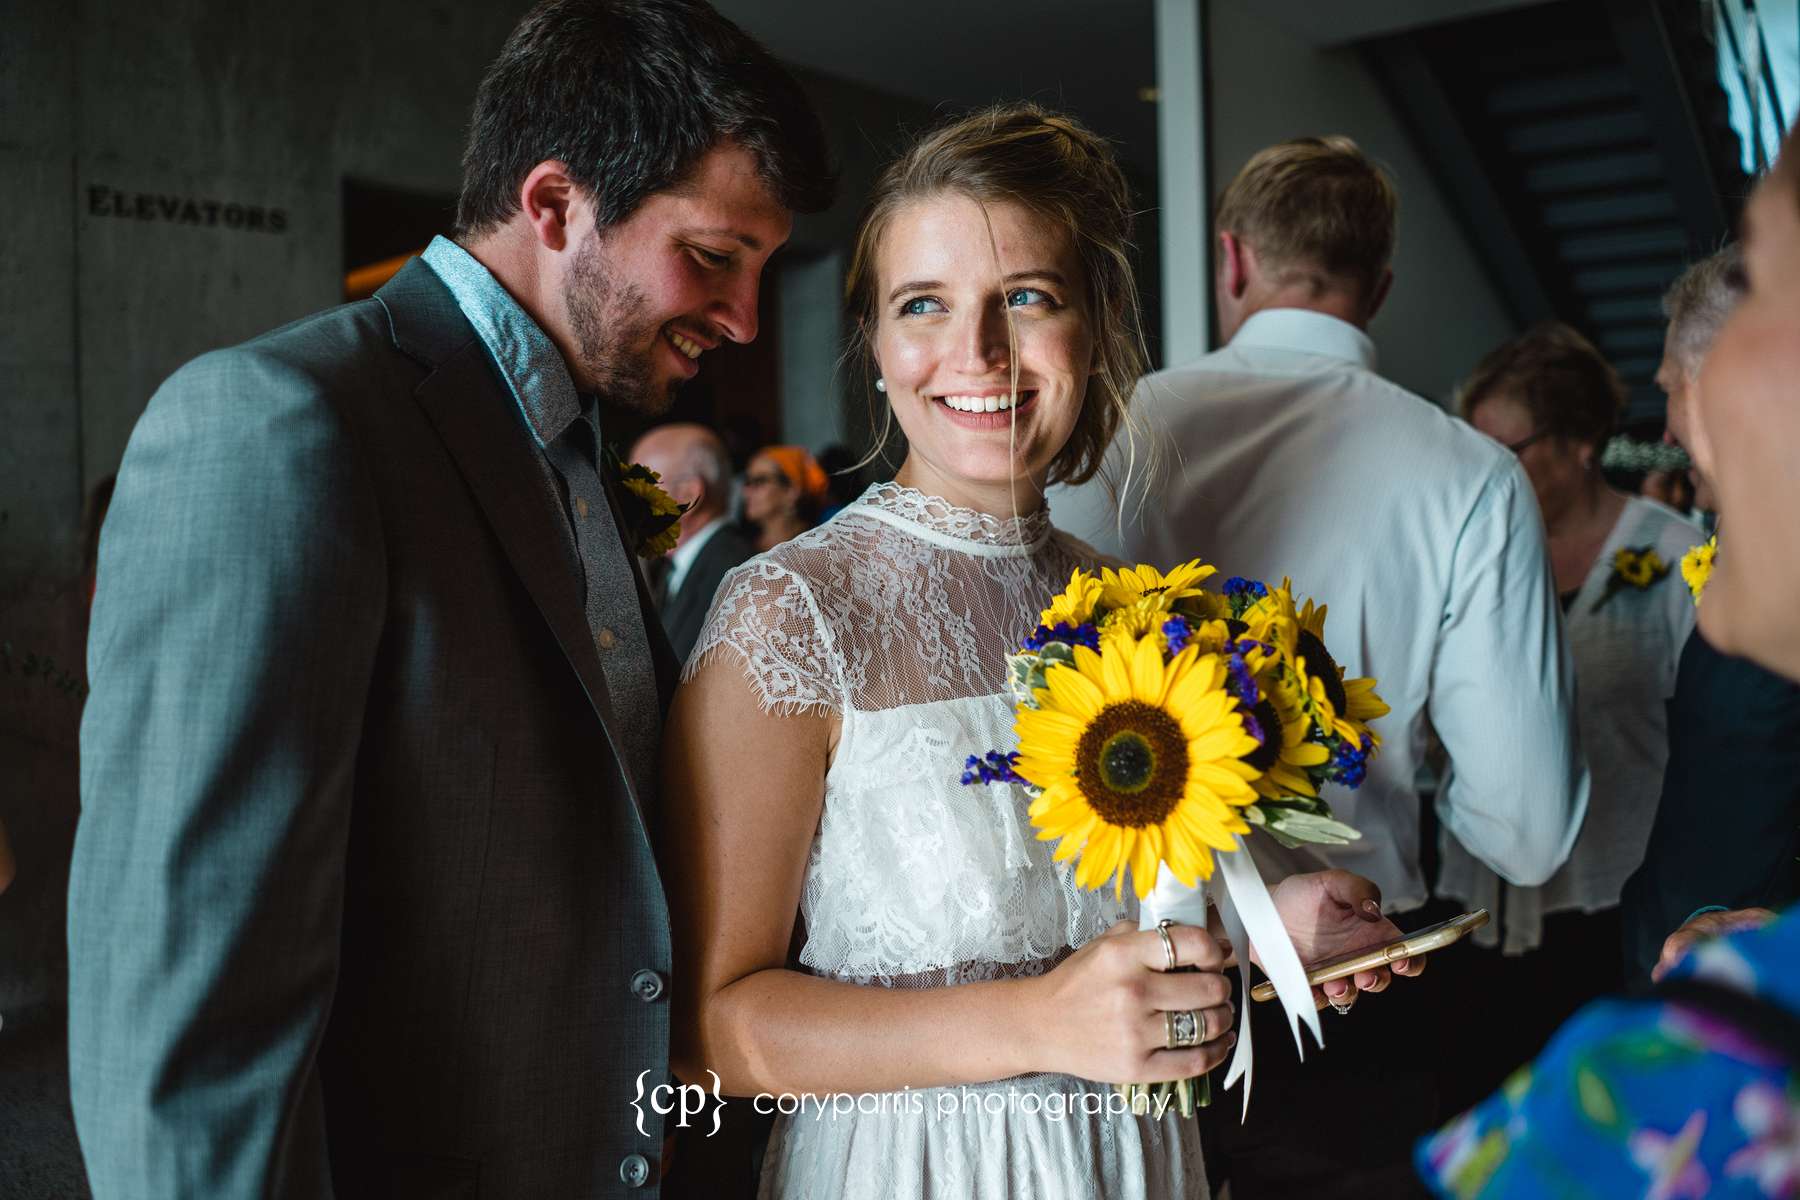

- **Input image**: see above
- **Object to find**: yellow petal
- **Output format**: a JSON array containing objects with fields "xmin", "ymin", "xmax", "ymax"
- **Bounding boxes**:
[
  {"xmin": 1098, "ymin": 640, "xmax": 1132, "ymax": 700},
  {"xmin": 1129, "ymin": 634, "xmax": 1168, "ymax": 704},
  {"xmin": 1286, "ymin": 741, "xmax": 1330, "ymax": 767},
  {"xmin": 1042, "ymin": 664, "xmax": 1104, "ymax": 722}
]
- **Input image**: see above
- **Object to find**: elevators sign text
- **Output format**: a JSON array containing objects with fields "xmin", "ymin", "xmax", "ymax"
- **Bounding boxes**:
[{"xmin": 86, "ymin": 185, "xmax": 289, "ymax": 234}]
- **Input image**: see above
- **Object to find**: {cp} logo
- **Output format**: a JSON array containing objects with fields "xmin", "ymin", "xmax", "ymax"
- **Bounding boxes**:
[{"xmin": 632, "ymin": 1070, "xmax": 725, "ymax": 1137}]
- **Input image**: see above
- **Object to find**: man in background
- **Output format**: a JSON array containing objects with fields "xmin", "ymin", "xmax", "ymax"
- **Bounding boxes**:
[
  {"xmin": 1057, "ymin": 135, "xmax": 1587, "ymax": 1197},
  {"xmin": 1621, "ymin": 244, "xmax": 1800, "ymax": 981},
  {"xmin": 633, "ymin": 422, "xmax": 755, "ymax": 662}
]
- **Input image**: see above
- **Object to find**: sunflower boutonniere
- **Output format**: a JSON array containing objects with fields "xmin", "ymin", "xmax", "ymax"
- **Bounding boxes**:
[
  {"xmin": 1592, "ymin": 545, "xmax": 1671, "ymax": 613},
  {"xmin": 601, "ymin": 445, "xmax": 688, "ymax": 558},
  {"xmin": 1680, "ymin": 536, "xmax": 1717, "ymax": 606}
]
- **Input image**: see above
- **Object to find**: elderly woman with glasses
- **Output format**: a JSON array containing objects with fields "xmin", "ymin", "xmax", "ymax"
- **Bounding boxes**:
[
  {"xmin": 741, "ymin": 444, "xmax": 829, "ymax": 552},
  {"xmin": 1435, "ymin": 320, "xmax": 1697, "ymax": 1108}
]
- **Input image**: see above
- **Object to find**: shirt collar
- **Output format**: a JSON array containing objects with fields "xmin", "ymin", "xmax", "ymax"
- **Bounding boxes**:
[
  {"xmin": 419, "ymin": 235, "xmax": 588, "ymax": 448},
  {"xmin": 667, "ymin": 513, "xmax": 728, "ymax": 590},
  {"xmin": 1229, "ymin": 308, "xmax": 1378, "ymax": 371}
]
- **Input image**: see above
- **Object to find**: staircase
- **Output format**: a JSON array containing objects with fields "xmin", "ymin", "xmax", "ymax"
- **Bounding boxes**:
[{"xmin": 1367, "ymin": 0, "xmax": 1748, "ymax": 423}]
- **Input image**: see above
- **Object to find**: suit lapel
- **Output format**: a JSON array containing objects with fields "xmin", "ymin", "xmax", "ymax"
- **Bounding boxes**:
[{"xmin": 377, "ymin": 261, "xmax": 656, "ymax": 840}]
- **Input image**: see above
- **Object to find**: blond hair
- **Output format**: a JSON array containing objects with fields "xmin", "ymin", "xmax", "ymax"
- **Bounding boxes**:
[
  {"xmin": 843, "ymin": 102, "xmax": 1147, "ymax": 488},
  {"xmin": 1215, "ymin": 135, "xmax": 1398, "ymax": 302}
]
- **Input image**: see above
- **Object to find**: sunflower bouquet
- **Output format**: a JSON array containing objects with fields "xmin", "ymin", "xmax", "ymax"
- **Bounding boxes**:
[{"xmin": 962, "ymin": 560, "xmax": 1389, "ymax": 1115}]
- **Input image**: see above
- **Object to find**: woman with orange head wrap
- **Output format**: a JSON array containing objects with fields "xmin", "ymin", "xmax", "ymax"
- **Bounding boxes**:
[{"xmin": 743, "ymin": 444, "xmax": 829, "ymax": 551}]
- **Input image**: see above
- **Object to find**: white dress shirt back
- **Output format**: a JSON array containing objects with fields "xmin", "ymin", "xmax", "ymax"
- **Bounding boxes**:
[{"xmin": 1053, "ymin": 308, "xmax": 1589, "ymax": 912}]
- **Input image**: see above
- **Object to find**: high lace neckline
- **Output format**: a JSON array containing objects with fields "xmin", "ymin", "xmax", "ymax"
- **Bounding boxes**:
[{"xmin": 849, "ymin": 482, "xmax": 1053, "ymax": 556}]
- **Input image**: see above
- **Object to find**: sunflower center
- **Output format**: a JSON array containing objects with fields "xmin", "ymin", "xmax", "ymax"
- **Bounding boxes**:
[
  {"xmin": 1075, "ymin": 701, "xmax": 1190, "ymax": 827},
  {"xmin": 1241, "ymin": 698, "xmax": 1283, "ymax": 772},
  {"xmin": 1100, "ymin": 732, "xmax": 1155, "ymax": 792},
  {"xmin": 1297, "ymin": 630, "xmax": 1348, "ymax": 714}
]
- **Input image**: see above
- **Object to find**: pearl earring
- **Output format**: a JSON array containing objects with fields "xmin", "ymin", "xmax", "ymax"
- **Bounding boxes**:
[{"xmin": 875, "ymin": 378, "xmax": 887, "ymax": 393}]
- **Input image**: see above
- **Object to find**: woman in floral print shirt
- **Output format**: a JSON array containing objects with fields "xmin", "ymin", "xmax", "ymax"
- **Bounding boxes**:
[{"xmin": 1419, "ymin": 911, "xmax": 1799, "ymax": 1197}]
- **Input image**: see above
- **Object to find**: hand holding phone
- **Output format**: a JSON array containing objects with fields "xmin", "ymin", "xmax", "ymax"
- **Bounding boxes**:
[{"xmin": 1249, "ymin": 909, "xmax": 1488, "ymax": 1003}]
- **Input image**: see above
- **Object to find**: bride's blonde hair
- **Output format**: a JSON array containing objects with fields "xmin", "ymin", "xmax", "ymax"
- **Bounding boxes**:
[{"xmin": 843, "ymin": 101, "xmax": 1149, "ymax": 488}]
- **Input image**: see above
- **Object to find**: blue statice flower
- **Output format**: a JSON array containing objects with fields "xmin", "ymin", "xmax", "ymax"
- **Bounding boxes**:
[
  {"xmin": 1223, "ymin": 577, "xmax": 1268, "ymax": 601},
  {"xmin": 1022, "ymin": 622, "xmax": 1100, "ymax": 652},
  {"xmin": 1226, "ymin": 636, "xmax": 1271, "ymax": 659},
  {"xmin": 961, "ymin": 750, "xmax": 1025, "ymax": 787},
  {"xmin": 1242, "ymin": 709, "xmax": 1267, "ymax": 747},
  {"xmin": 1224, "ymin": 652, "xmax": 1261, "ymax": 710},
  {"xmin": 1328, "ymin": 735, "xmax": 1372, "ymax": 788},
  {"xmin": 1162, "ymin": 616, "xmax": 1192, "ymax": 656}
]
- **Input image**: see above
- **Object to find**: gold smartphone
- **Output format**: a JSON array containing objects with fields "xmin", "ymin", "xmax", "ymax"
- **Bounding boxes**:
[{"xmin": 1248, "ymin": 909, "xmax": 1489, "ymax": 1002}]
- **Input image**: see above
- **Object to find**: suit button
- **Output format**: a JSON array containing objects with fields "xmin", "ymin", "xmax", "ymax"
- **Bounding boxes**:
[
  {"xmin": 619, "ymin": 1153, "xmax": 651, "ymax": 1188},
  {"xmin": 576, "ymin": 496, "xmax": 590, "ymax": 519},
  {"xmin": 597, "ymin": 627, "xmax": 618, "ymax": 650},
  {"xmin": 631, "ymin": 969, "xmax": 666, "ymax": 1002}
]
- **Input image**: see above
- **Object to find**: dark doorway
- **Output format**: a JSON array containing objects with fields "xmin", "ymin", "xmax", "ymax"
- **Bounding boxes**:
[{"xmin": 342, "ymin": 178, "xmax": 456, "ymax": 299}]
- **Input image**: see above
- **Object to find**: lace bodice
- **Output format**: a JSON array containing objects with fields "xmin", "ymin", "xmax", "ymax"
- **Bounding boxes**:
[{"xmin": 688, "ymin": 483, "xmax": 1127, "ymax": 985}]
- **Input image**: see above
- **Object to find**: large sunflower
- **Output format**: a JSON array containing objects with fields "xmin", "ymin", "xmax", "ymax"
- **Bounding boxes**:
[
  {"xmin": 1097, "ymin": 560, "xmax": 1216, "ymax": 611},
  {"xmin": 1015, "ymin": 633, "xmax": 1260, "ymax": 899}
]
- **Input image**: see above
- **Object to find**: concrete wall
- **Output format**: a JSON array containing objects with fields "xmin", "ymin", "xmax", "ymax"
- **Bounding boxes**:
[
  {"xmin": 1, "ymin": 0, "xmax": 543, "ymax": 1010},
  {"xmin": 1207, "ymin": 0, "xmax": 1518, "ymax": 403}
]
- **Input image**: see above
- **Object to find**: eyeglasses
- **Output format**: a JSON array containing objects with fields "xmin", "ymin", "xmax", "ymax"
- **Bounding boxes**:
[
  {"xmin": 743, "ymin": 472, "xmax": 789, "ymax": 488},
  {"xmin": 1504, "ymin": 429, "xmax": 1553, "ymax": 455}
]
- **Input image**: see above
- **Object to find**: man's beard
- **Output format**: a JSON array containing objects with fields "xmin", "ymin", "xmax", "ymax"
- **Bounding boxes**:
[{"xmin": 565, "ymin": 229, "xmax": 674, "ymax": 415}]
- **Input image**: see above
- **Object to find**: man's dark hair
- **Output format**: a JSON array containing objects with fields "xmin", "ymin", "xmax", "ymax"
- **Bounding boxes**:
[{"xmin": 455, "ymin": 0, "xmax": 835, "ymax": 236}]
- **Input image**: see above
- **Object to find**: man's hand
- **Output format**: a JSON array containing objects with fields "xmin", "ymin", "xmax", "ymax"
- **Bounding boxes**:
[
  {"xmin": 1264, "ymin": 870, "xmax": 1425, "ymax": 1010},
  {"xmin": 1652, "ymin": 906, "xmax": 1778, "ymax": 982}
]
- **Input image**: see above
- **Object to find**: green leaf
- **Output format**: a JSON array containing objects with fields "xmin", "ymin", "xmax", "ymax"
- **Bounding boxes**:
[
  {"xmin": 1006, "ymin": 654, "xmax": 1047, "ymax": 708},
  {"xmin": 1259, "ymin": 809, "xmax": 1362, "ymax": 845}
]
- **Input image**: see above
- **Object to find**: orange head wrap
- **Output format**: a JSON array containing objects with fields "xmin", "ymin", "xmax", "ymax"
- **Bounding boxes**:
[{"xmin": 758, "ymin": 445, "xmax": 830, "ymax": 504}]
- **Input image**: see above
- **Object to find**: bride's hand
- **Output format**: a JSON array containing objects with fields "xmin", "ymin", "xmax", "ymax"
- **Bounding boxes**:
[{"xmin": 1021, "ymin": 920, "xmax": 1236, "ymax": 1085}]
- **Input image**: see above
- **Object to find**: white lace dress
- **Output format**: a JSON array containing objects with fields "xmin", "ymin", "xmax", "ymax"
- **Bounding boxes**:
[{"xmin": 689, "ymin": 483, "xmax": 1209, "ymax": 1200}]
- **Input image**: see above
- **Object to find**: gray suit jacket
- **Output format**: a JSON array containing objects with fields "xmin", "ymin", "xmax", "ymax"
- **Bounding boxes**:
[{"xmin": 70, "ymin": 260, "xmax": 677, "ymax": 1198}]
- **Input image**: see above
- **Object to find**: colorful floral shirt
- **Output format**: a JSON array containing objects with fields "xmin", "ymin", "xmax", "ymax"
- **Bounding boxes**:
[{"xmin": 1417, "ymin": 907, "xmax": 1800, "ymax": 1197}]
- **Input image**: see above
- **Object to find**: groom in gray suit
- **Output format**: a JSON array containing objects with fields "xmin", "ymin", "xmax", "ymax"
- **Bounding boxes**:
[{"xmin": 67, "ymin": 2, "xmax": 831, "ymax": 1196}]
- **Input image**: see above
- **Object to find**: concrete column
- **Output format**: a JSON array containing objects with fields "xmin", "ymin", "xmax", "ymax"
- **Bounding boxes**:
[
  {"xmin": 778, "ymin": 250, "xmax": 848, "ymax": 449},
  {"xmin": 1155, "ymin": 0, "xmax": 1210, "ymax": 367}
]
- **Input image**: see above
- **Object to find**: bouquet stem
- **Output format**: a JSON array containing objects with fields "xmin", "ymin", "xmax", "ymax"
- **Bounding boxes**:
[{"xmin": 1118, "ymin": 1072, "xmax": 1212, "ymax": 1119}]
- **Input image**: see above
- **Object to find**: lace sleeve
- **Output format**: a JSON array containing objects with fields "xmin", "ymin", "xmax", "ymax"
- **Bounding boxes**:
[{"xmin": 683, "ymin": 558, "xmax": 845, "ymax": 717}]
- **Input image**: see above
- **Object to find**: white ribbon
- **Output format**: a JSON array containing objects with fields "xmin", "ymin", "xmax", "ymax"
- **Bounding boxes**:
[{"xmin": 1139, "ymin": 835, "xmax": 1322, "ymax": 1120}]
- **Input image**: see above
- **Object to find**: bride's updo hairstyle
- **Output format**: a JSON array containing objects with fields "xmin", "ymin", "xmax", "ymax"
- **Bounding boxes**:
[{"xmin": 844, "ymin": 101, "xmax": 1148, "ymax": 487}]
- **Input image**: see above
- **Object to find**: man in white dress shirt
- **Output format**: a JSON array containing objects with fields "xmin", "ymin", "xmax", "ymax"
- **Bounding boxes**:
[{"xmin": 1056, "ymin": 136, "xmax": 1588, "ymax": 1197}]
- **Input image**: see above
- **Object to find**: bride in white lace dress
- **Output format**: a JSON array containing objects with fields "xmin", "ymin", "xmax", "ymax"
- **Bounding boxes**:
[{"xmin": 665, "ymin": 103, "xmax": 1409, "ymax": 1199}]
